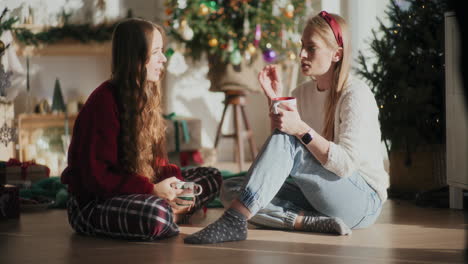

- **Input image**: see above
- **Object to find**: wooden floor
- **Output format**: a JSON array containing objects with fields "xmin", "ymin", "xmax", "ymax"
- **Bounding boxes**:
[
  {"xmin": 0, "ymin": 161, "xmax": 466, "ymax": 264},
  {"xmin": 0, "ymin": 198, "xmax": 466, "ymax": 264}
]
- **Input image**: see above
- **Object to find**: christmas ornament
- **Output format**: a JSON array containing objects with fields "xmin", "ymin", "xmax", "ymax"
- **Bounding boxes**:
[
  {"xmin": 167, "ymin": 51, "xmax": 188, "ymax": 76},
  {"xmin": 287, "ymin": 51, "xmax": 296, "ymax": 60},
  {"xmin": 272, "ymin": 3, "xmax": 281, "ymax": 16},
  {"xmin": 177, "ymin": 0, "xmax": 188, "ymax": 9},
  {"xmin": 180, "ymin": 21, "xmax": 194, "ymax": 41},
  {"xmin": 281, "ymin": 25, "xmax": 287, "ymax": 48},
  {"xmin": 227, "ymin": 39, "xmax": 234, "ymax": 52},
  {"xmin": 0, "ymin": 121, "xmax": 16, "ymax": 147},
  {"xmin": 254, "ymin": 24, "xmax": 261, "ymax": 47},
  {"xmin": 243, "ymin": 6, "xmax": 250, "ymax": 35},
  {"xmin": 247, "ymin": 43, "xmax": 256, "ymax": 55},
  {"xmin": 285, "ymin": 4, "xmax": 295, "ymax": 18},
  {"xmin": 204, "ymin": 1, "xmax": 219, "ymax": 11},
  {"xmin": 199, "ymin": 4, "xmax": 210, "ymax": 15},
  {"xmin": 244, "ymin": 51, "xmax": 251, "ymax": 63},
  {"xmin": 229, "ymin": 49, "xmax": 242, "ymax": 65},
  {"xmin": 263, "ymin": 49, "xmax": 277, "ymax": 63},
  {"xmin": 172, "ymin": 19, "xmax": 180, "ymax": 30},
  {"xmin": 208, "ymin": 38, "xmax": 219, "ymax": 47},
  {"xmin": 165, "ymin": 47, "xmax": 175, "ymax": 59}
]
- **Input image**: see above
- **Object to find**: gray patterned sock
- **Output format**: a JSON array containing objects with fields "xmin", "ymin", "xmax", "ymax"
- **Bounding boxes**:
[
  {"xmin": 302, "ymin": 216, "xmax": 352, "ymax": 235},
  {"xmin": 184, "ymin": 208, "xmax": 248, "ymax": 244}
]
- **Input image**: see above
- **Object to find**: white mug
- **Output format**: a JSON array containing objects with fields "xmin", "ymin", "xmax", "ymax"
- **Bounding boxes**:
[
  {"xmin": 271, "ymin": 97, "xmax": 297, "ymax": 114},
  {"xmin": 174, "ymin": 181, "xmax": 203, "ymax": 205}
]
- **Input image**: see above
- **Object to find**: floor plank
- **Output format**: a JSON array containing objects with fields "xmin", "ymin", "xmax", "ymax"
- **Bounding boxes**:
[{"xmin": 0, "ymin": 199, "xmax": 466, "ymax": 264}]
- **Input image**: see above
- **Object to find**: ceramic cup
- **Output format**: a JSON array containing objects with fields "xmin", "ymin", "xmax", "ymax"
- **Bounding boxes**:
[
  {"xmin": 174, "ymin": 181, "xmax": 203, "ymax": 206},
  {"xmin": 271, "ymin": 97, "xmax": 297, "ymax": 114}
]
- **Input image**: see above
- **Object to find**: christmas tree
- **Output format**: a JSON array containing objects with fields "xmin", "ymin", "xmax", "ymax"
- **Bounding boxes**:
[
  {"xmin": 164, "ymin": 0, "xmax": 307, "ymax": 65},
  {"xmin": 357, "ymin": 0, "xmax": 448, "ymax": 157},
  {"xmin": 51, "ymin": 78, "xmax": 66, "ymax": 113}
]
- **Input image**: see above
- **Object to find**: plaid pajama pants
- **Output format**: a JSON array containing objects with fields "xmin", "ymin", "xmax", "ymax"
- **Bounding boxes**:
[{"xmin": 67, "ymin": 167, "xmax": 222, "ymax": 241}]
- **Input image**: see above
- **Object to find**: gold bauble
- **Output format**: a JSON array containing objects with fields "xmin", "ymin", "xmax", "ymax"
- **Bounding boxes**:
[
  {"xmin": 288, "ymin": 51, "xmax": 297, "ymax": 60},
  {"xmin": 208, "ymin": 38, "xmax": 219, "ymax": 47},
  {"xmin": 247, "ymin": 43, "xmax": 256, "ymax": 54},
  {"xmin": 199, "ymin": 4, "xmax": 210, "ymax": 15}
]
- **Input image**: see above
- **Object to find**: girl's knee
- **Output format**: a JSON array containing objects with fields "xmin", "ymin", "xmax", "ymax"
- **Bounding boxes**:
[{"xmin": 147, "ymin": 201, "xmax": 179, "ymax": 240}]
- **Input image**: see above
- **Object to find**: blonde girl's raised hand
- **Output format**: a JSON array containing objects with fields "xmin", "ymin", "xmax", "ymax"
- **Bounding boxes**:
[{"xmin": 258, "ymin": 65, "xmax": 283, "ymax": 101}]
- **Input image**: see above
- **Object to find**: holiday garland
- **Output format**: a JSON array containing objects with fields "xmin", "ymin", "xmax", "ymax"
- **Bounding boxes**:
[
  {"xmin": 0, "ymin": 9, "xmax": 18, "ymax": 39},
  {"xmin": 13, "ymin": 23, "xmax": 116, "ymax": 46},
  {"xmin": 0, "ymin": 8, "xmax": 117, "ymax": 47}
]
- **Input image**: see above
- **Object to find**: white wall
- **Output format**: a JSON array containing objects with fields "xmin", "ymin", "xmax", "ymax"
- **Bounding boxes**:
[
  {"xmin": 342, "ymin": 0, "xmax": 391, "ymax": 72},
  {"xmin": 14, "ymin": 55, "xmax": 110, "ymax": 115}
]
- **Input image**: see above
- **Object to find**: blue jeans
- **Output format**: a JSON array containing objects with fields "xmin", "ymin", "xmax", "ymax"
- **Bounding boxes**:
[{"xmin": 220, "ymin": 131, "xmax": 382, "ymax": 229}]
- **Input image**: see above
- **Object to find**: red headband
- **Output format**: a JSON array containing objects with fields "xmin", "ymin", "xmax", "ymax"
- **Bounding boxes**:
[{"xmin": 319, "ymin": 11, "xmax": 343, "ymax": 47}]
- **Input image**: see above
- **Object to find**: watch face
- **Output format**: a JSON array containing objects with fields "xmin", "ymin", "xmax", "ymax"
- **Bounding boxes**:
[{"xmin": 301, "ymin": 133, "xmax": 313, "ymax": 144}]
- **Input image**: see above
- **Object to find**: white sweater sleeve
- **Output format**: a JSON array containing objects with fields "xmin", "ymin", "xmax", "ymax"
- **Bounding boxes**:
[{"xmin": 323, "ymin": 88, "xmax": 374, "ymax": 178}]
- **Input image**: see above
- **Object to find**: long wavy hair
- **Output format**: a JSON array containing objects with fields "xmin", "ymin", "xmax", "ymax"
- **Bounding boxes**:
[
  {"xmin": 110, "ymin": 18, "xmax": 167, "ymax": 182},
  {"xmin": 306, "ymin": 13, "xmax": 351, "ymax": 141}
]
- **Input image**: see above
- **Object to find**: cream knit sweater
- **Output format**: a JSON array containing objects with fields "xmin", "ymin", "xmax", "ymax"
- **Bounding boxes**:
[{"xmin": 292, "ymin": 76, "xmax": 389, "ymax": 202}]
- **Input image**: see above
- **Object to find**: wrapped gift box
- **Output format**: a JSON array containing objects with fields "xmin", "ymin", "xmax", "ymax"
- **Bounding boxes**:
[
  {"xmin": 0, "ymin": 184, "xmax": 19, "ymax": 220},
  {"xmin": 0, "ymin": 159, "xmax": 50, "ymax": 185},
  {"xmin": 165, "ymin": 116, "xmax": 201, "ymax": 153}
]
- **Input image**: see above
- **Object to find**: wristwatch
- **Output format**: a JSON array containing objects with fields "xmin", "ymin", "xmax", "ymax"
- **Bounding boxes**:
[{"xmin": 301, "ymin": 129, "xmax": 314, "ymax": 145}]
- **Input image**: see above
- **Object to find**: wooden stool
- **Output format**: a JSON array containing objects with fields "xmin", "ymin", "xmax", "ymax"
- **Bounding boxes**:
[{"xmin": 214, "ymin": 90, "xmax": 258, "ymax": 171}]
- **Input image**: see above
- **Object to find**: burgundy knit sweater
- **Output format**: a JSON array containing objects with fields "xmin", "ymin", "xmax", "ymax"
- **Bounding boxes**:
[{"xmin": 61, "ymin": 81, "xmax": 182, "ymax": 202}]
